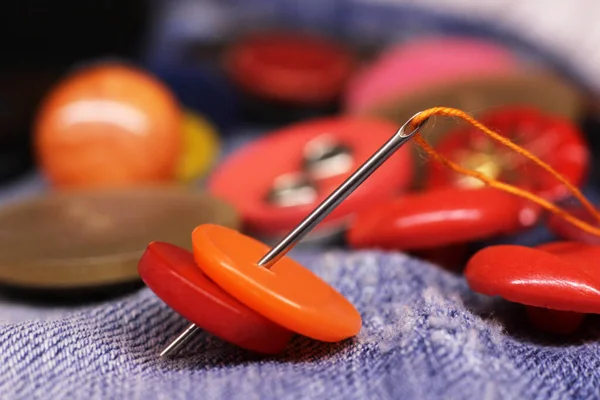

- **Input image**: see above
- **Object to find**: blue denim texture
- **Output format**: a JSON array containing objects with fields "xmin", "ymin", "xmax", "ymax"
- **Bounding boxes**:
[
  {"xmin": 2, "ymin": 248, "xmax": 600, "ymax": 400},
  {"xmin": 1, "ymin": 102, "xmax": 600, "ymax": 400},
  {"xmin": 1, "ymin": 145, "xmax": 600, "ymax": 399},
  {"xmin": 2, "ymin": 93, "xmax": 600, "ymax": 400},
  {"xmin": 3, "ymin": 2, "xmax": 600, "ymax": 398}
]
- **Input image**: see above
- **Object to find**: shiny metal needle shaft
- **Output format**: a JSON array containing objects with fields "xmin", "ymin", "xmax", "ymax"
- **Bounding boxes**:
[
  {"xmin": 159, "ymin": 324, "xmax": 201, "ymax": 358},
  {"xmin": 159, "ymin": 113, "xmax": 429, "ymax": 358},
  {"xmin": 257, "ymin": 113, "xmax": 426, "ymax": 268}
]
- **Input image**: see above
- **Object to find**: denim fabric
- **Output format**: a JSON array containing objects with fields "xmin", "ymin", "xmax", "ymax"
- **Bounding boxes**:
[
  {"xmin": 3, "ymin": 2, "xmax": 600, "ymax": 399},
  {"xmin": 2, "ymin": 249, "xmax": 600, "ymax": 400},
  {"xmin": 2, "ymin": 142, "xmax": 600, "ymax": 398},
  {"xmin": 2, "ymin": 96, "xmax": 600, "ymax": 400}
]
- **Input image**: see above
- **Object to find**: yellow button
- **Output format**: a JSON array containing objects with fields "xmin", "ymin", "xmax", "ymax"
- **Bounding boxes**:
[{"xmin": 176, "ymin": 110, "xmax": 220, "ymax": 182}]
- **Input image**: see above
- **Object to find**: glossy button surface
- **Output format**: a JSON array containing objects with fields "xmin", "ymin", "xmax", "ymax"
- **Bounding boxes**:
[
  {"xmin": 138, "ymin": 242, "xmax": 293, "ymax": 354},
  {"xmin": 465, "ymin": 242, "xmax": 600, "ymax": 313},
  {"xmin": 344, "ymin": 37, "xmax": 582, "ymax": 147},
  {"xmin": 347, "ymin": 187, "xmax": 540, "ymax": 250},
  {"xmin": 208, "ymin": 117, "xmax": 413, "ymax": 238},
  {"xmin": 345, "ymin": 36, "xmax": 519, "ymax": 115},
  {"xmin": 192, "ymin": 224, "xmax": 361, "ymax": 342},
  {"xmin": 425, "ymin": 107, "xmax": 589, "ymax": 201},
  {"xmin": 176, "ymin": 110, "xmax": 220, "ymax": 182},
  {"xmin": 225, "ymin": 31, "xmax": 355, "ymax": 104},
  {"xmin": 0, "ymin": 187, "xmax": 240, "ymax": 289},
  {"xmin": 34, "ymin": 62, "xmax": 182, "ymax": 188}
]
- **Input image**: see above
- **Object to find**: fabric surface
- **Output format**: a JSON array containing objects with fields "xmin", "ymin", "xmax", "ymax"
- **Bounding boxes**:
[
  {"xmin": 3, "ymin": 250, "xmax": 600, "ymax": 400},
  {"xmin": 3, "ymin": 2, "xmax": 600, "ymax": 399}
]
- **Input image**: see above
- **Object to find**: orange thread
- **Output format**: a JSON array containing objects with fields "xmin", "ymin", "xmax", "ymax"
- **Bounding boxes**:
[{"xmin": 409, "ymin": 107, "xmax": 600, "ymax": 237}]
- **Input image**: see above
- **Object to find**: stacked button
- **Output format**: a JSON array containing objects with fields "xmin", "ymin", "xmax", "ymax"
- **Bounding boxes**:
[
  {"xmin": 138, "ymin": 241, "xmax": 294, "ymax": 354},
  {"xmin": 138, "ymin": 224, "xmax": 362, "ymax": 355},
  {"xmin": 135, "ymin": 109, "xmax": 431, "ymax": 357}
]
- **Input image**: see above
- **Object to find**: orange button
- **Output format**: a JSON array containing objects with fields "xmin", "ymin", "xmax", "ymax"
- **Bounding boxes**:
[
  {"xmin": 192, "ymin": 224, "xmax": 362, "ymax": 342},
  {"xmin": 34, "ymin": 62, "xmax": 182, "ymax": 189}
]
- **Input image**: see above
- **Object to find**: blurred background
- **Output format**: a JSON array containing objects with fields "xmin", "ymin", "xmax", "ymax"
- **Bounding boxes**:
[{"xmin": 1, "ymin": 0, "xmax": 600, "ymax": 303}]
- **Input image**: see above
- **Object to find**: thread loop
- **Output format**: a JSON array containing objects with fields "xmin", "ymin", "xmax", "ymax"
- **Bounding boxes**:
[{"xmin": 411, "ymin": 107, "xmax": 600, "ymax": 237}]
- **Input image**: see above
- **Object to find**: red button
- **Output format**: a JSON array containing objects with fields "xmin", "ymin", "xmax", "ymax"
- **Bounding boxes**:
[
  {"xmin": 208, "ymin": 117, "xmax": 414, "ymax": 238},
  {"xmin": 465, "ymin": 242, "xmax": 600, "ymax": 314},
  {"xmin": 547, "ymin": 207, "xmax": 600, "ymax": 244},
  {"xmin": 347, "ymin": 187, "xmax": 540, "ymax": 250},
  {"xmin": 224, "ymin": 31, "xmax": 355, "ymax": 105},
  {"xmin": 137, "ymin": 242, "xmax": 293, "ymax": 354},
  {"xmin": 425, "ymin": 107, "xmax": 589, "ymax": 201},
  {"xmin": 537, "ymin": 241, "xmax": 600, "ymax": 332},
  {"xmin": 537, "ymin": 240, "xmax": 600, "ymax": 265}
]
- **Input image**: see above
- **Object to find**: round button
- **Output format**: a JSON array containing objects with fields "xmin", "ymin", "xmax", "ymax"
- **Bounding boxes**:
[
  {"xmin": 347, "ymin": 187, "xmax": 540, "ymax": 250},
  {"xmin": 425, "ymin": 107, "xmax": 589, "ymax": 201},
  {"xmin": 345, "ymin": 37, "xmax": 583, "ymax": 146},
  {"xmin": 537, "ymin": 240, "xmax": 600, "ymax": 264},
  {"xmin": 0, "ymin": 187, "xmax": 239, "ymax": 289},
  {"xmin": 224, "ymin": 31, "xmax": 355, "ymax": 105},
  {"xmin": 465, "ymin": 242, "xmax": 600, "ymax": 313},
  {"xmin": 346, "ymin": 36, "xmax": 518, "ymax": 115},
  {"xmin": 192, "ymin": 224, "xmax": 362, "ymax": 342},
  {"xmin": 175, "ymin": 110, "xmax": 220, "ymax": 183},
  {"xmin": 34, "ymin": 62, "xmax": 182, "ymax": 189},
  {"xmin": 208, "ymin": 117, "xmax": 414, "ymax": 239},
  {"xmin": 138, "ymin": 242, "xmax": 293, "ymax": 354}
]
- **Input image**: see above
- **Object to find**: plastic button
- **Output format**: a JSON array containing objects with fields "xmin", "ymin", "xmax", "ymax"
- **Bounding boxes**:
[
  {"xmin": 344, "ymin": 36, "xmax": 583, "ymax": 147},
  {"xmin": 347, "ymin": 187, "xmax": 540, "ymax": 250},
  {"xmin": 208, "ymin": 117, "xmax": 413, "ymax": 239},
  {"xmin": 138, "ymin": 242, "xmax": 293, "ymax": 354},
  {"xmin": 192, "ymin": 224, "xmax": 361, "ymax": 342},
  {"xmin": 225, "ymin": 31, "xmax": 355, "ymax": 105},
  {"xmin": 465, "ymin": 242, "xmax": 600, "ymax": 313},
  {"xmin": 34, "ymin": 62, "xmax": 182, "ymax": 188},
  {"xmin": 346, "ymin": 36, "xmax": 519, "ymax": 115},
  {"xmin": 175, "ymin": 110, "xmax": 220, "ymax": 183},
  {"xmin": 425, "ymin": 107, "xmax": 589, "ymax": 201},
  {"xmin": 0, "ymin": 187, "xmax": 240, "ymax": 290}
]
